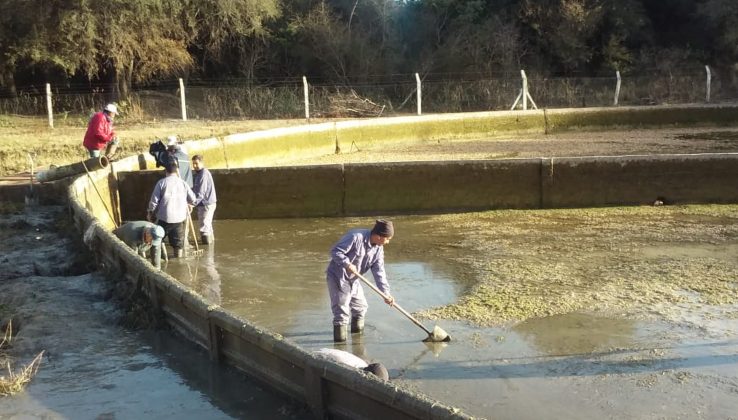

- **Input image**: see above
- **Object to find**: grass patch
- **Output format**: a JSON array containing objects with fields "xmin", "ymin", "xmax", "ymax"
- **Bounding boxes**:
[{"xmin": 0, "ymin": 115, "xmax": 315, "ymax": 177}]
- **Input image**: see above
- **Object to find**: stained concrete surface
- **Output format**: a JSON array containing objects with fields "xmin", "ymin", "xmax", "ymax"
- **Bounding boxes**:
[{"xmin": 0, "ymin": 206, "xmax": 310, "ymax": 419}]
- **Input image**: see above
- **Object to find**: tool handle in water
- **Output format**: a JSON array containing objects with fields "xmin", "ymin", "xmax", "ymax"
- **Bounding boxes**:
[{"xmin": 355, "ymin": 272, "xmax": 433, "ymax": 335}]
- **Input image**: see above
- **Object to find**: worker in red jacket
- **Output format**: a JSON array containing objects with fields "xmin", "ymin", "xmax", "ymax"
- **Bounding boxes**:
[{"xmin": 83, "ymin": 103, "xmax": 119, "ymax": 159}]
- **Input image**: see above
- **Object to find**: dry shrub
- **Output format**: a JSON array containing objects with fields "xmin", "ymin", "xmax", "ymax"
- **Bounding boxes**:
[
  {"xmin": 0, "ymin": 320, "xmax": 44, "ymax": 396},
  {"xmin": 322, "ymin": 89, "xmax": 385, "ymax": 118}
]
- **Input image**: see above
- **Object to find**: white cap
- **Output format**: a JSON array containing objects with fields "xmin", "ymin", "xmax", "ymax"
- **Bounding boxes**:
[
  {"xmin": 166, "ymin": 135, "xmax": 178, "ymax": 146},
  {"xmin": 103, "ymin": 103, "xmax": 118, "ymax": 114}
]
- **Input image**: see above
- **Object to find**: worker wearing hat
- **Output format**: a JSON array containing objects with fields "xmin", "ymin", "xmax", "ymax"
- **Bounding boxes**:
[
  {"xmin": 165, "ymin": 135, "xmax": 193, "ymax": 188},
  {"xmin": 83, "ymin": 103, "xmax": 120, "ymax": 159},
  {"xmin": 113, "ymin": 221, "xmax": 166, "ymax": 269},
  {"xmin": 326, "ymin": 219, "xmax": 395, "ymax": 342}
]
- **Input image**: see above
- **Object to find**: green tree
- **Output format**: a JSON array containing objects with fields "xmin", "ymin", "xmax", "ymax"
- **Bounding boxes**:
[
  {"xmin": 280, "ymin": 0, "xmax": 401, "ymax": 83},
  {"xmin": 518, "ymin": 0, "xmax": 606, "ymax": 73},
  {"xmin": 697, "ymin": 0, "xmax": 738, "ymax": 69},
  {"xmin": 0, "ymin": 0, "xmax": 193, "ymax": 99},
  {"xmin": 184, "ymin": 0, "xmax": 280, "ymax": 77},
  {"xmin": 0, "ymin": 0, "xmax": 280, "ymax": 99}
]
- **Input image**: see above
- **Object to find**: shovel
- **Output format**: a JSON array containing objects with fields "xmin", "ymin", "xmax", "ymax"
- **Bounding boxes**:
[{"xmin": 354, "ymin": 272, "xmax": 451, "ymax": 343}]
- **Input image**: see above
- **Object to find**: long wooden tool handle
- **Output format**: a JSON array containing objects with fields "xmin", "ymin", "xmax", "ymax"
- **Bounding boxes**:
[
  {"xmin": 354, "ymin": 272, "xmax": 432, "ymax": 335},
  {"xmin": 81, "ymin": 159, "xmax": 118, "ymax": 228},
  {"xmin": 187, "ymin": 210, "xmax": 200, "ymax": 252}
]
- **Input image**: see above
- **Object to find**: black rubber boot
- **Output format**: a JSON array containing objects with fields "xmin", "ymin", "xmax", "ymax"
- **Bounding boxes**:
[
  {"xmin": 333, "ymin": 324, "xmax": 347, "ymax": 342},
  {"xmin": 173, "ymin": 248, "xmax": 183, "ymax": 258},
  {"xmin": 201, "ymin": 234, "xmax": 212, "ymax": 245},
  {"xmin": 350, "ymin": 317, "xmax": 364, "ymax": 334}
]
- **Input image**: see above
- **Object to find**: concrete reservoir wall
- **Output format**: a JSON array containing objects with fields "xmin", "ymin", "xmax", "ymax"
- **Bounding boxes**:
[
  {"xmin": 64, "ymin": 104, "xmax": 738, "ymax": 419},
  {"xmin": 119, "ymin": 154, "xmax": 738, "ymax": 220}
]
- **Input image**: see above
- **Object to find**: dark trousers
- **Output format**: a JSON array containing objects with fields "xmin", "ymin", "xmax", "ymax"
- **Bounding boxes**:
[{"xmin": 157, "ymin": 220, "xmax": 185, "ymax": 250}]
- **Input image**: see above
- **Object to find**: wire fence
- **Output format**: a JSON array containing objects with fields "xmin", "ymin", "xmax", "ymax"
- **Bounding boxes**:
[{"xmin": 0, "ymin": 68, "xmax": 736, "ymax": 121}]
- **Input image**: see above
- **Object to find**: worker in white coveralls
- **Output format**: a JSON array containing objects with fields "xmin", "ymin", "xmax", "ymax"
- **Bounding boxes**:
[
  {"xmin": 113, "ymin": 221, "xmax": 166, "ymax": 269},
  {"xmin": 147, "ymin": 158, "xmax": 197, "ymax": 259},
  {"xmin": 191, "ymin": 154, "xmax": 217, "ymax": 245},
  {"xmin": 314, "ymin": 348, "xmax": 389, "ymax": 380},
  {"xmin": 326, "ymin": 219, "xmax": 395, "ymax": 343}
]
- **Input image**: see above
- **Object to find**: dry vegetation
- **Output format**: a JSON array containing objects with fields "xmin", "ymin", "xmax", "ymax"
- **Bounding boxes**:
[
  {"xmin": 0, "ymin": 320, "xmax": 43, "ymax": 396},
  {"xmin": 0, "ymin": 114, "xmax": 314, "ymax": 177},
  {"xmin": 415, "ymin": 205, "xmax": 738, "ymax": 325}
]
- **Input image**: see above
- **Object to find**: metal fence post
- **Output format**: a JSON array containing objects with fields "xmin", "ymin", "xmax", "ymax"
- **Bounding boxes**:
[
  {"xmin": 415, "ymin": 72, "xmax": 422, "ymax": 116},
  {"xmin": 46, "ymin": 83, "xmax": 53, "ymax": 128},
  {"xmin": 614, "ymin": 71, "xmax": 621, "ymax": 106},
  {"xmin": 179, "ymin": 78, "xmax": 187, "ymax": 121},
  {"xmin": 521, "ymin": 70, "xmax": 528, "ymax": 110},
  {"xmin": 705, "ymin": 65, "xmax": 711, "ymax": 103},
  {"xmin": 303, "ymin": 76, "xmax": 310, "ymax": 120}
]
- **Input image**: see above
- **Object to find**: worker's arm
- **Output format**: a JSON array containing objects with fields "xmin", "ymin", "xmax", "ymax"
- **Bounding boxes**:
[
  {"xmin": 370, "ymin": 249, "xmax": 394, "ymax": 306},
  {"xmin": 151, "ymin": 244, "xmax": 162, "ymax": 269}
]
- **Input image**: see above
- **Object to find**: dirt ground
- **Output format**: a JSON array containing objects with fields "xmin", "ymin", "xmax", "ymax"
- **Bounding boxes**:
[{"xmin": 280, "ymin": 126, "xmax": 738, "ymax": 165}]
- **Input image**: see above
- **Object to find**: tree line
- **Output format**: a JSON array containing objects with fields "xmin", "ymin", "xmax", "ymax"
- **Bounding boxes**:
[{"xmin": 1, "ymin": 0, "xmax": 736, "ymax": 100}]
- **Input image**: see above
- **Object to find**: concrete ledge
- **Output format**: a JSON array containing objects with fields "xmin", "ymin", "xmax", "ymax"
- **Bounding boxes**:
[
  {"xmin": 223, "ymin": 125, "xmax": 336, "ymax": 168},
  {"xmin": 545, "ymin": 104, "xmax": 738, "ymax": 132},
  {"xmin": 333, "ymin": 111, "xmax": 546, "ymax": 151}
]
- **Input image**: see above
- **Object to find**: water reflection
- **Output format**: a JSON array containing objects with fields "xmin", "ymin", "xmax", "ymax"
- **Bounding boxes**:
[
  {"xmin": 162, "ymin": 217, "xmax": 462, "ymax": 338},
  {"xmin": 513, "ymin": 313, "xmax": 637, "ymax": 355},
  {"xmin": 166, "ymin": 245, "xmax": 222, "ymax": 305}
]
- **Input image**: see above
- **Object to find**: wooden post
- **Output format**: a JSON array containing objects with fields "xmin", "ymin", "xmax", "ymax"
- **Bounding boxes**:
[
  {"xmin": 521, "ymin": 70, "xmax": 528, "ymax": 110},
  {"xmin": 179, "ymin": 78, "xmax": 187, "ymax": 121},
  {"xmin": 705, "ymin": 65, "xmax": 711, "ymax": 103},
  {"xmin": 46, "ymin": 83, "xmax": 53, "ymax": 128},
  {"xmin": 614, "ymin": 70, "xmax": 621, "ymax": 106},
  {"xmin": 303, "ymin": 76, "xmax": 310, "ymax": 120},
  {"xmin": 415, "ymin": 72, "xmax": 422, "ymax": 116}
]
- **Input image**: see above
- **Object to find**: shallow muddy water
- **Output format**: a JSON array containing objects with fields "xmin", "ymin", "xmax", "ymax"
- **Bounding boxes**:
[
  {"xmin": 0, "ymin": 275, "xmax": 309, "ymax": 419},
  {"xmin": 0, "ymin": 207, "xmax": 309, "ymax": 420},
  {"xmin": 165, "ymin": 206, "xmax": 738, "ymax": 419}
]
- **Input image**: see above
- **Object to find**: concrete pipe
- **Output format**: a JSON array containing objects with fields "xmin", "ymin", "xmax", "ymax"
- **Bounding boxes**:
[{"xmin": 36, "ymin": 156, "xmax": 110, "ymax": 183}]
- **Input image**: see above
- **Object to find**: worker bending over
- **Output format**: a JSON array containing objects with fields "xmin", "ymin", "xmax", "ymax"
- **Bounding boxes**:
[{"xmin": 113, "ymin": 221, "xmax": 166, "ymax": 269}]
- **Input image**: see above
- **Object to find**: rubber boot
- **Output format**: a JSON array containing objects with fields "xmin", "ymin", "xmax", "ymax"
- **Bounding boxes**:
[
  {"xmin": 350, "ymin": 317, "xmax": 364, "ymax": 334},
  {"xmin": 173, "ymin": 248, "xmax": 183, "ymax": 258},
  {"xmin": 333, "ymin": 324, "xmax": 347, "ymax": 343},
  {"xmin": 201, "ymin": 234, "xmax": 211, "ymax": 245}
]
